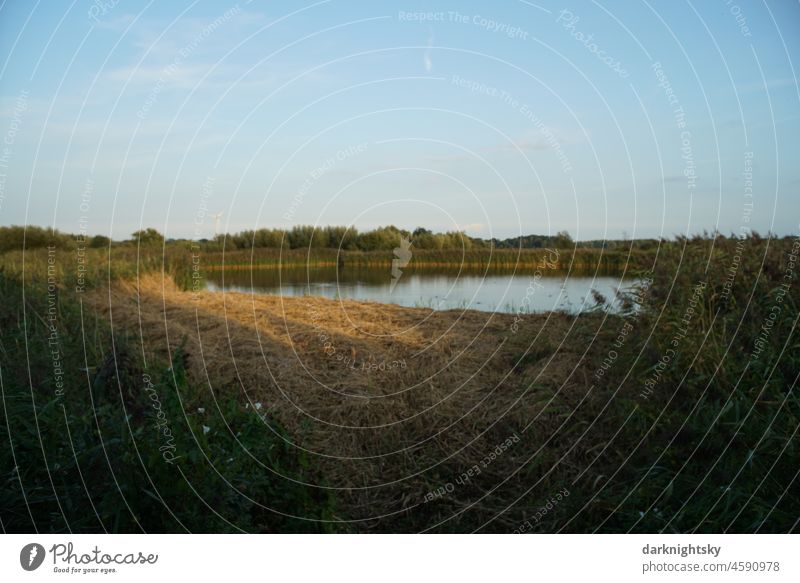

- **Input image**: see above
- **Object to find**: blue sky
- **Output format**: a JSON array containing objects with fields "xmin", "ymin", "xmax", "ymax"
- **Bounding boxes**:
[{"xmin": 0, "ymin": 0, "xmax": 798, "ymax": 240}]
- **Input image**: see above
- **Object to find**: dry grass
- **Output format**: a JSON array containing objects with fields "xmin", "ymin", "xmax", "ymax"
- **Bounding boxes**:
[{"xmin": 88, "ymin": 273, "xmax": 605, "ymax": 531}]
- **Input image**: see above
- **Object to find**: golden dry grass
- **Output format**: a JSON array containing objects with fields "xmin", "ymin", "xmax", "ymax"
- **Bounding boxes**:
[{"xmin": 88, "ymin": 273, "xmax": 604, "ymax": 530}]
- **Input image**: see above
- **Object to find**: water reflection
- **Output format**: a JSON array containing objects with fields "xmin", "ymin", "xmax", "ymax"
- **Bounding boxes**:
[{"xmin": 205, "ymin": 266, "xmax": 634, "ymax": 314}]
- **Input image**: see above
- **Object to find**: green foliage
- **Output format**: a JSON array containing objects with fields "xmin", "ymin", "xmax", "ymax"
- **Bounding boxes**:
[
  {"xmin": 562, "ymin": 233, "xmax": 799, "ymax": 533},
  {"xmin": 0, "ymin": 225, "xmax": 75, "ymax": 252},
  {"xmin": 224, "ymin": 224, "xmax": 474, "ymax": 253},
  {"xmin": 88, "ymin": 235, "xmax": 111, "ymax": 248},
  {"xmin": 554, "ymin": 230, "xmax": 573, "ymax": 248},
  {"xmin": 490, "ymin": 231, "xmax": 573, "ymax": 249},
  {"xmin": 0, "ymin": 224, "xmax": 628, "ymax": 259},
  {"xmin": 131, "ymin": 228, "xmax": 165, "ymax": 246}
]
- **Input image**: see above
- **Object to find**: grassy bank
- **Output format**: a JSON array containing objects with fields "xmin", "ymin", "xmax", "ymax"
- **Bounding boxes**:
[{"xmin": 564, "ymin": 233, "xmax": 800, "ymax": 532}]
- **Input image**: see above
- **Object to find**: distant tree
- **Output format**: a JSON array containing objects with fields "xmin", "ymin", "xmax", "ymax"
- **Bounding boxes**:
[
  {"xmin": 132, "ymin": 228, "xmax": 164, "ymax": 246},
  {"xmin": 441, "ymin": 231, "xmax": 473, "ymax": 250},
  {"xmin": 88, "ymin": 234, "xmax": 111, "ymax": 248},
  {"xmin": 309, "ymin": 227, "xmax": 329, "ymax": 248},
  {"xmin": 553, "ymin": 230, "xmax": 573, "ymax": 248},
  {"xmin": 226, "ymin": 229, "xmax": 265, "ymax": 250},
  {"xmin": 356, "ymin": 229, "xmax": 386, "ymax": 252},
  {"xmin": 325, "ymin": 226, "xmax": 358, "ymax": 250},
  {"xmin": 288, "ymin": 225, "xmax": 315, "ymax": 249},
  {"xmin": 253, "ymin": 228, "xmax": 287, "ymax": 248}
]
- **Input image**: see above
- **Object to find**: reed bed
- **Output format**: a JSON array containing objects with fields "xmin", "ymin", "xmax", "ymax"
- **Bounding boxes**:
[{"xmin": 195, "ymin": 247, "xmax": 637, "ymax": 271}]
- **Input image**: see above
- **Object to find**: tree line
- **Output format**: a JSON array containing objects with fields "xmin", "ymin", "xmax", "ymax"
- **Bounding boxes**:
[
  {"xmin": 0, "ymin": 224, "xmax": 578, "ymax": 253},
  {"xmin": 3, "ymin": 224, "xmax": 751, "ymax": 254}
]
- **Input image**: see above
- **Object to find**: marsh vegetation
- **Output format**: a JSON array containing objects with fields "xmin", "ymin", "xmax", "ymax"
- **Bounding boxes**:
[{"xmin": 1, "ymin": 227, "xmax": 797, "ymax": 532}]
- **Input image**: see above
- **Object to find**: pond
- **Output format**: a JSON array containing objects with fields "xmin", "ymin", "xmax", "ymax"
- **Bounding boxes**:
[{"xmin": 205, "ymin": 266, "xmax": 635, "ymax": 314}]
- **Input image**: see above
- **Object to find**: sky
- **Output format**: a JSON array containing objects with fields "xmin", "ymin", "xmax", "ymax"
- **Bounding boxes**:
[{"xmin": 0, "ymin": 0, "xmax": 798, "ymax": 241}]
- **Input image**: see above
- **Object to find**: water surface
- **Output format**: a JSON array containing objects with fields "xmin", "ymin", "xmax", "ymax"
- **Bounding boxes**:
[{"xmin": 206, "ymin": 266, "xmax": 633, "ymax": 314}]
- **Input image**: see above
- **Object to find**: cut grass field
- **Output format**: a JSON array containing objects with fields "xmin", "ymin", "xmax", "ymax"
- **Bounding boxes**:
[{"xmin": 86, "ymin": 274, "xmax": 597, "ymax": 532}]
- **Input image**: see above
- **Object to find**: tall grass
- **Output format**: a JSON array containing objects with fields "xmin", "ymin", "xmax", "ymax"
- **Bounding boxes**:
[
  {"xmin": 186, "ymin": 246, "xmax": 639, "ymax": 273},
  {"xmin": 557, "ymin": 233, "xmax": 799, "ymax": 533},
  {"xmin": 0, "ymin": 234, "xmax": 641, "ymax": 280},
  {"xmin": 0, "ymin": 267, "xmax": 335, "ymax": 532}
]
